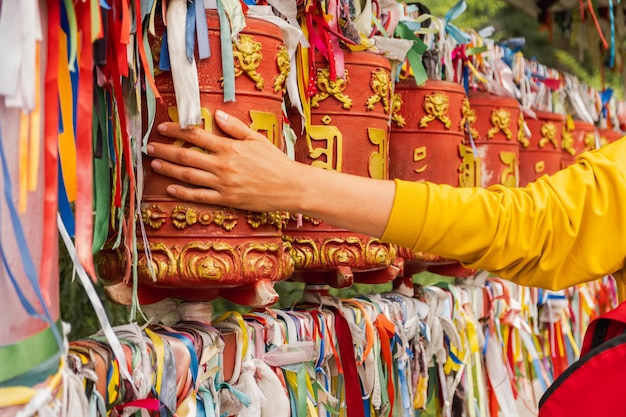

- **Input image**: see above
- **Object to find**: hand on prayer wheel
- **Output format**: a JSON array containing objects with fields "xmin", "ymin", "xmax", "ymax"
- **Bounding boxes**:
[{"xmin": 97, "ymin": 9, "xmax": 294, "ymax": 307}]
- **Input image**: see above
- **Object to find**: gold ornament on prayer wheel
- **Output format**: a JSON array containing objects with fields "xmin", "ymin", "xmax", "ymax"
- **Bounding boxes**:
[{"xmin": 97, "ymin": 10, "xmax": 293, "ymax": 307}]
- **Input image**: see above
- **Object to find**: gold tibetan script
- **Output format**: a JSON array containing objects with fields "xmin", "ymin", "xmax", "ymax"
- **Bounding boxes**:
[{"xmin": 307, "ymin": 125, "xmax": 343, "ymax": 172}]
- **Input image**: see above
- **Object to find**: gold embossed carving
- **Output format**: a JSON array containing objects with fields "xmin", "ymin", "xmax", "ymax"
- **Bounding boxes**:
[
  {"xmin": 143, "ymin": 204, "xmax": 168, "ymax": 229},
  {"xmin": 499, "ymin": 151, "xmax": 517, "ymax": 187},
  {"xmin": 247, "ymin": 211, "xmax": 289, "ymax": 230},
  {"xmin": 487, "ymin": 108, "xmax": 512, "ymax": 140},
  {"xmin": 249, "ymin": 110, "xmax": 280, "ymax": 148},
  {"xmin": 413, "ymin": 146, "xmax": 427, "ymax": 174},
  {"xmin": 311, "ymin": 68, "xmax": 352, "ymax": 109},
  {"xmin": 584, "ymin": 132, "xmax": 596, "ymax": 151},
  {"xmin": 458, "ymin": 144, "xmax": 481, "ymax": 187},
  {"xmin": 284, "ymin": 236, "xmax": 395, "ymax": 270},
  {"xmin": 518, "ymin": 113, "xmax": 530, "ymax": 147},
  {"xmin": 390, "ymin": 93, "xmax": 406, "ymax": 127},
  {"xmin": 420, "ymin": 93, "xmax": 451, "ymax": 129},
  {"xmin": 232, "ymin": 34, "xmax": 264, "ymax": 90},
  {"xmin": 367, "ymin": 127, "xmax": 388, "ymax": 180},
  {"xmin": 273, "ymin": 45, "xmax": 290, "ymax": 94},
  {"xmin": 460, "ymin": 98, "xmax": 478, "ymax": 137},
  {"xmin": 539, "ymin": 122, "xmax": 558, "ymax": 148},
  {"xmin": 306, "ymin": 125, "xmax": 343, "ymax": 172},
  {"xmin": 366, "ymin": 68, "xmax": 391, "ymax": 113},
  {"xmin": 562, "ymin": 127, "xmax": 576, "ymax": 156}
]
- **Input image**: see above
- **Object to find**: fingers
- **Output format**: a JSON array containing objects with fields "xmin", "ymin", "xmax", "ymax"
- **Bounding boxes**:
[
  {"xmin": 164, "ymin": 183, "xmax": 224, "ymax": 206},
  {"xmin": 150, "ymin": 158, "xmax": 218, "ymax": 189},
  {"xmin": 213, "ymin": 109, "xmax": 268, "ymax": 142}
]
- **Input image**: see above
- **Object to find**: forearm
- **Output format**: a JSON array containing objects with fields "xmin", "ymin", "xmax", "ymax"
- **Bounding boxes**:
[{"xmin": 291, "ymin": 164, "xmax": 396, "ymax": 238}]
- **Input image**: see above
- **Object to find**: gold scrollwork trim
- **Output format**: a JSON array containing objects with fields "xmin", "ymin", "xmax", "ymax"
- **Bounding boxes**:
[
  {"xmin": 366, "ymin": 68, "xmax": 391, "ymax": 113},
  {"xmin": 311, "ymin": 67, "xmax": 352, "ymax": 109},
  {"xmin": 518, "ymin": 113, "xmax": 530, "ymax": 147},
  {"xmin": 460, "ymin": 98, "xmax": 478, "ymax": 137},
  {"xmin": 247, "ymin": 211, "xmax": 290, "ymax": 230},
  {"xmin": 273, "ymin": 45, "xmax": 290, "ymax": 95},
  {"xmin": 562, "ymin": 127, "xmax": 576, "ymax": 156},
  {"xmin": 391, "ymin": 93, "xmax": 406, "ymax": 127},
  {"xmin": 420, "ymin": 93, "xmax": 451, "ymax": 129},
  {"xmin": 142, "ymin": 204, "xmax": 168, "ymax": 229}
]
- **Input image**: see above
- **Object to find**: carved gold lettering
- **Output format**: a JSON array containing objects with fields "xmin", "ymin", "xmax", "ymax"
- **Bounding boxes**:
[
  {"xmin": 167, "ymin": 106, "xmax": 213, "ymax": 132},
  {"xmin": 499, "ymin": 151, "xmax": 518, "ymax": 187},
  {"xmin": 413, "ymin": 146, "xmax": 427, "ymax": 173},
  {"xmin": 249, "ymin": 110, "xmax": 280, "ymax": 148},
  {"xmin": 535, "ymin": 160, "xmax": 545, "ymax": 174},
  {"xmin": 458, "ymin": 144, "xmax": 481, "ymax": 187},
  {"xmin": 368, "ymin": 128, "xmax": 388, "ymax": 179},
  {"xmin": 306, "ymin": 125, "xmax": 343, "ymax": 172}
]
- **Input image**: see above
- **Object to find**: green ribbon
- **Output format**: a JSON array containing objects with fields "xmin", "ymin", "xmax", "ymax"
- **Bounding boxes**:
[
  {"xmin": 0, "ymin": 320, "xmax": 63, "ymax": 385},
  {"xmin": 394, "ymin": 22, "xmax": 428, "ymax": 86},
  {"xmin": 92, "ymin": 87, "xmax": 111, "ymax": 254}
]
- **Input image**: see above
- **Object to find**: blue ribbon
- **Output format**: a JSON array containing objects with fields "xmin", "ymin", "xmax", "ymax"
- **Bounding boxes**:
[
  {"xmin": 159, "ymin": 29, "xmax": 171, "ymax": 71},
  {"xmin": 194, "ymin": 0, "xmax": 211, "ymax": 59},
  {"xmin": 444, "ymin": 0, "xmax": 472, "ymax": 45},
  {"xmin": 0, "ymin": 125, "xmax": 62, "ymax": 350},
  {"xmin": 160, "ymin": 331, "xmax": 199, "ymax": 386},
  {"xmin": 609, "ymin": 0, "xmax": 615, "ymax": 68},
  {"xmin": 185, "ymin": 0, "xmax": 196, "ymax": 63}
]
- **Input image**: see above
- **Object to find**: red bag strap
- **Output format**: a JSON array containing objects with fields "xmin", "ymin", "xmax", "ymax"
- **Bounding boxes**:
[{"xmin": 581, "ymin": 300, "xmax": 626, "ymax": 355}]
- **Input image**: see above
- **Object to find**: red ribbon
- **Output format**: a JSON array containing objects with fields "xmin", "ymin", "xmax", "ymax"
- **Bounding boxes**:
[
  {"xmin": 75, "ymin": 0, "xmax": 97, "ymax": 280},
  {"xmin": 40, "ymin": 0, "xmax": 61, "ymax": 299}
]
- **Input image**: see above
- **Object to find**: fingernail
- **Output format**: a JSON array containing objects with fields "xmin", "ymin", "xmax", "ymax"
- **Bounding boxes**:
[
  {"xmin": 158, "ymin": 123, "xmax": 167, "ymax": 132},
  {"xmin": 166, "ymin": 186, "xmax": 177, "ymax": 196},
  {"xmin": 215, "ymin": 109, "xmax": 228, "ymax": 121},
  {"xmin": 151, "ymin": 160, "xmax": 161, "ymax": 170},
  {"xmin": 146, "ymin": 144, "xmax": 154, "ymax": 154}
]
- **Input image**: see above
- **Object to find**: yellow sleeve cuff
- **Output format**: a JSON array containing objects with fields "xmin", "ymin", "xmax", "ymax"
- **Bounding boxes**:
[{"xmin": 380, "ymin": 179, "xmax": 428, "ymax": 251}]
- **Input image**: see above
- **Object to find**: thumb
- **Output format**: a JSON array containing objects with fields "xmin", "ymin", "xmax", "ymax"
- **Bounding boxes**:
[{"xmin": 215, "ymin": 109, "xmax": 266, "ymax": 142}]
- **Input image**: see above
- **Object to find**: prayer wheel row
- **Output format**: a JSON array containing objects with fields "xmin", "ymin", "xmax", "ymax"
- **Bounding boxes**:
[{"xmin": 96, "ymin": 11, "xmax": 624, "ymax": 307}]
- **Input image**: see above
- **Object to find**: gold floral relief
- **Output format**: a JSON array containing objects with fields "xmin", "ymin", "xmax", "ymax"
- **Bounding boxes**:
[
  {"xmin": 365, "ymin": 68, "xmax": 391, "ymax": 113},
  {"xmin": 136, "ymin": 242, "xmax": 178, "ymax": 282},
  {"xmin": 487, "ymin": 108, "xmax": 512, "ymax": 140},
  {"xmin": 142, "ymin": 204, "xmax": 168, "ymax": 229},
  {"xmin": 460, "ymin": 98, "xmax": 478, "ymax": 137},
  {"xmin": 390, "ymin": 93, "xmax": 406, "ymax": 127},
  {"xmin": 517, "ymin": 113, "xmax": 530, "ymax": 147},
  {"xmin": 283, "ymin": 236, "xmax": 320, "ymax": 269},
  {"xmin": 180, "ymin": 242, "xmax": 238, "ymax": 281},
  {"xmin": 562, "ymin": 128, "xmax": 576, "ymax": 156},
  {"xmin": 538, "ymin": 122, "xmax": 558, "ymax": 149},
  {"xmin": 420, "ymin": 93, "xmax": 451, "ymax": 129},
  {"xmin": 273, "ymin": 45, "xmax": 290, "ymax": 95},
  {"xmin": 311, "ymin": 67, "xmax": 352, "ymax": 109}
]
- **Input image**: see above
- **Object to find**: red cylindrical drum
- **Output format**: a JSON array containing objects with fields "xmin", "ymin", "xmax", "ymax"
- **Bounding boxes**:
[
  {"xmin": 389, "ymin": 79, "xmax": 466, "ymax": 186},
  {"xmin": 388, "ymin": 80, "xmax": 474, "ymax": 277},
  {"xmin": 519, "ymin": 111, "xmax": 564, "ymax": 186},
  {"xmin": 562, "ymin": 120, "xmax": 597, "ymax": 168},
  {"xmin": 285, "ymin": 50, "xmax": 399, "ymax": 288},
  {"xmin": 468, "ymin": 92, "xmax": 521, "ymax": 188},
  {"xmin": 97, "ymin": 11, "xmax": 294, "ymax": 307}
]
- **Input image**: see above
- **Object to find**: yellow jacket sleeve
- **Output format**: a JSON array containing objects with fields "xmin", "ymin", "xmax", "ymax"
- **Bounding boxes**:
[{"xmin": 381, "ymin": 138, "xmax": 626, "ymax": 291}]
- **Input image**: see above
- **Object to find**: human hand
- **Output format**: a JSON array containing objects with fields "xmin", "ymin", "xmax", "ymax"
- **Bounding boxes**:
[{"xmin": 146, "ymin": 109, "xmax": 307, "ymax": 213}]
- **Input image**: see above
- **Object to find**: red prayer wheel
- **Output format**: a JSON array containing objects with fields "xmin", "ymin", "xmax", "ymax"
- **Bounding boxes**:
[
  {"xmin": 388, "ymin": 79, "xmax": 473, "ymax": 277},
  {"xmin": 467, "ymin": 92, "xmax": 522, "ymax": 188},
  {"xmin": 562, "ymin": 120, "xmax": 597, "ymax": 168},
  {"xmin": 519, "ymin": 110, "xmax": 564, "ymax": 186},
  {"xmin": 97, "ymin": 11, "xmax": 294, "ymax": 307},
  {"xmin": 389, "ymin": 79, "xmax": 466, "ymax": 186},
  {"xmin": 285, "ymin": 50, "xmax": 399, "ymax": 288}
]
